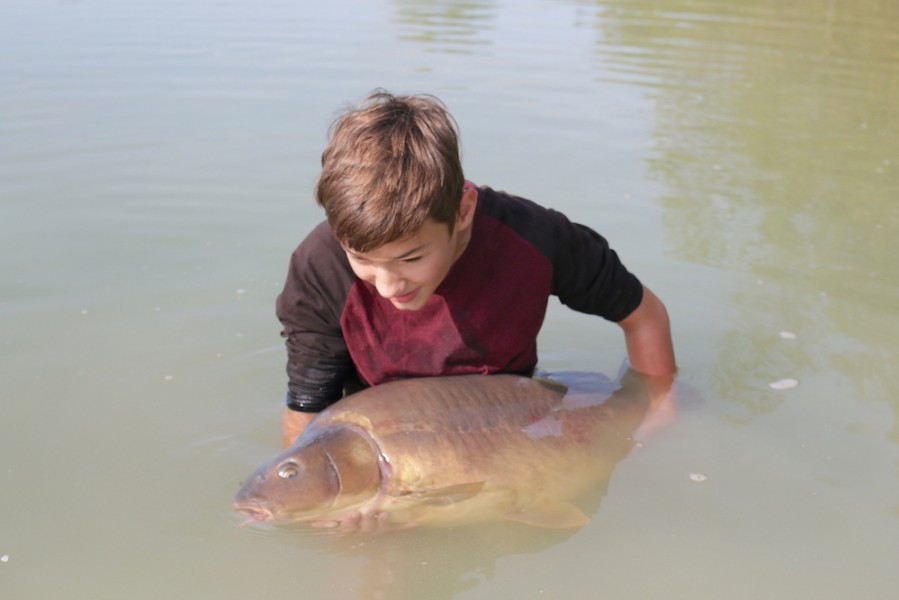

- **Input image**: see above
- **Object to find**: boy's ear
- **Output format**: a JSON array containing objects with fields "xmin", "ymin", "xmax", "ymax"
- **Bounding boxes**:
[{"xmin": 456, "ymin": 187, "xmax": 478, "ymax": 229}]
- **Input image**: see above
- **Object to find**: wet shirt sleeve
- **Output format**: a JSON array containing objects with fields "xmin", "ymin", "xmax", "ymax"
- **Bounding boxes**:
[{"xmin": 275, "ymin": 221, "xmax": 357, "ymax": 412}]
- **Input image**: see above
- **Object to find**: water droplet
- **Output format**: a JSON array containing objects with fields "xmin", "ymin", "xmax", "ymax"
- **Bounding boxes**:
[
  {"xmin": 689, "ymin": 473, "xmax": 707, "ymax": 482},
  {"xmin": 779, "ymin": 331, "xmax": 797, "ymax": 339}
]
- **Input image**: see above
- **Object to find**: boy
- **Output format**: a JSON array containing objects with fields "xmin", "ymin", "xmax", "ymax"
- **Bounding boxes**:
[{"xmin": 277, "ymin": 90, "xmax": 676, "ymax": 448}]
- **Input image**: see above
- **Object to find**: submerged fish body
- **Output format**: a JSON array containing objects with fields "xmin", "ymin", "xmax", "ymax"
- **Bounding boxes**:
[{"xmin": 233, "ymin": 373, "xmax": 649, "ymax": 529}]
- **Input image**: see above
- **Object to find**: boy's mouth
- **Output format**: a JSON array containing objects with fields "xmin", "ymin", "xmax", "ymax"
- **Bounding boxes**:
[{"xmin": 391, "ymin": 289, "xmax": 420, "ymax": 304}]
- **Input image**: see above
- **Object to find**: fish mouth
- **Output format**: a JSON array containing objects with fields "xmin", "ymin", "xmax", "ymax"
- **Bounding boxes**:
[{"xmin": 233, "ymin": 502, "xmax": 274, "ymax": 524}]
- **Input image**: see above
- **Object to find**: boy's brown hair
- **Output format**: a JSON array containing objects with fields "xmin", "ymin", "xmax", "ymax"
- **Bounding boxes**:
[{"xmin": 315, "ymin": 90, "xmax": 465, "ymax": 252}]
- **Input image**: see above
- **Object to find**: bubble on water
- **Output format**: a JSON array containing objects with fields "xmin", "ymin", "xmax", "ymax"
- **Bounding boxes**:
[
  {"xmin": 769, "ymin": 378, "xmax": 799, "ymax": 390},
  {"xmin": 164, "ymin": 375, "xmax": 174, "ymax": 381},
  {"xmin": 779, "ymin": 331, "xmax": 797, "ymax": 339},
  {"xmin": 1, "ymin": 554, "xmax": 9, "ymax": 563},
  {"xmin": 689, "ymin": 473, "xmax": 707, "ymax": 482}
]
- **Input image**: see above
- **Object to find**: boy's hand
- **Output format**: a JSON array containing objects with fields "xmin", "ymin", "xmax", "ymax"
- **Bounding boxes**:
[{"xmin": 633, "ymin": 374, "xmax": 677, "ymax": 441}]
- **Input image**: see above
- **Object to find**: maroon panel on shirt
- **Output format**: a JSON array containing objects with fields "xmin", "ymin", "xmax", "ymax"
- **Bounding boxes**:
[{"xmin": 340, "ymin": 208, "xmax": 554, "ymax": 386}]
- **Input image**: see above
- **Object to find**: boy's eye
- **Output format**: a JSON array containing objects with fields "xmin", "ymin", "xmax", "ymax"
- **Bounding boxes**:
[{"xmin": 402, "ymin": 256, "xmax": 422, "ymax": 264}]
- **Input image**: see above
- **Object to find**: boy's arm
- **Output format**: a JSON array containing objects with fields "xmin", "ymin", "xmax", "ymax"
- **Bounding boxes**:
[
  {"xmin": 617, "ymin": 285, "xmax": 676, "ymax": 377},
  {"xmin": 276, "ymin": 221, "xmax": 356, "ymax": 428},
  {"xmin": 282, "ymin": 409, "xmax": 317, "ymax": 448},
  {"xmin": 617, "ymin": 285, "xmax": 677, "ymax": 438}
]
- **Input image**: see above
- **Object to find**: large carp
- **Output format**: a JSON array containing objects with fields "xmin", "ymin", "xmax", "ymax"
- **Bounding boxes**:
[{"xmin": 233, "ymin": 372, "xmax": 651, "ymax": 529}]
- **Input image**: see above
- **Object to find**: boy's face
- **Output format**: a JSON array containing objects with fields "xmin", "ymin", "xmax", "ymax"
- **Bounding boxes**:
[{"xmin": 343, "ymin": 188, "xmax": 477, "ymax": 311}]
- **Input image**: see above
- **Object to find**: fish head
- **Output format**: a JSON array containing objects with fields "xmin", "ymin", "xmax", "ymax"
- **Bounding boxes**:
[{"xmin": 233, "ymin": 426, "xmax": 381, "ymax": 524}]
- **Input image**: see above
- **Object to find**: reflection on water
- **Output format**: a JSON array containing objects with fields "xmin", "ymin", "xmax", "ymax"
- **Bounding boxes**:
[
  {"xmin": 588, "ymin": 0, "xmax": 899, "ymax": 425},
  {"xmin": 393, "ymin": 0, "xmax": 496, "ymax": 53},
  {"xmin": 327, "ymin": 523, "xmax": 578, "ymax": 600}
]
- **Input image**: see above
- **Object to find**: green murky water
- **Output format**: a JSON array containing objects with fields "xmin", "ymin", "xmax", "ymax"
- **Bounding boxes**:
[{"xmin": 2, "ymin": 0, "xmax": 897, "ymax": 598}]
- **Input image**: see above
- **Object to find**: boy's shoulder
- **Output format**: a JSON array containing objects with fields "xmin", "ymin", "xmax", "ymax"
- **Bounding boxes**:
[
  {"xmin": 476, "ymin": 185, "xmax": 550, "ymax": 216},
  {"xmin": 474, "ymin": 185, "xmax": 572, "ymax": 258},
  {"xmin": 287, "ymin": 220, "xmax": 355, "ymax": 299},
  {"xmin": 293, "ymin": 220, "xmax": 347, "ymax": 263}
]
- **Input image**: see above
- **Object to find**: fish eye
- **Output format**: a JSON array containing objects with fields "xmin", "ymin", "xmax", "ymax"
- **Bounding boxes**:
[{"xmin": 277, "ymin": 461, "xmax": 300, "ymax": 479}]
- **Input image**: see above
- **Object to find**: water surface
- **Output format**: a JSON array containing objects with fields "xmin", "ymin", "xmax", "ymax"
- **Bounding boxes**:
[{"xmin": 2, "ymin": 0, "xmax": 898, "ymax": 598}]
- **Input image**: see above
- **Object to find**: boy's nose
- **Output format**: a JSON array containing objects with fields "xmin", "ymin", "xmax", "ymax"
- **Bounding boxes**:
[{"xmin": 373, "ymin": 269, "xmax": 405, "ymax": 299}]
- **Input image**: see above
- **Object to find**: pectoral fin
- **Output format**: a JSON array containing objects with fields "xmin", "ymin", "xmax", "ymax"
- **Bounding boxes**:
[
  {"xmin": 533, "ymin": 376, "xmax": 569, "ymax": 395},
  {"xmin": 416, "ymin": 482, "xmax": 486, "ymax": 506},
  {"xmin": 506, "ymin": 503, "xmax": 590, "ymax": 529}
]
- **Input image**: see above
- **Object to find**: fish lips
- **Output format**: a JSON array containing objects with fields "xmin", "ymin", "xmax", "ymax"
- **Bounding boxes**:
[
  {"xmin": 232, "ymin": 479, "xmax": 278, "ymax": 523},
  {"xmin": 233, "ymin": 501, "xmax": 274, "ymax": 523}
]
